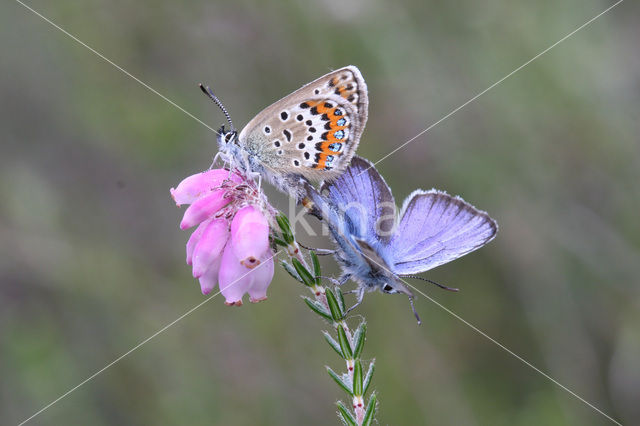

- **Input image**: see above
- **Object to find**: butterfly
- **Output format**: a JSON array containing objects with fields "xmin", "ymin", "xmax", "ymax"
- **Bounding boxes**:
[
  {"xmin": 201, "ymin": 66, "xmax": 368, "ymax": 200},
  {"xmin": 304, "ymin": 156, "xmax": 498, "ymax": 323}
]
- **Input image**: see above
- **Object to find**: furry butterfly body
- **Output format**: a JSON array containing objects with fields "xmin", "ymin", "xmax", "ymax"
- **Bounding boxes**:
[
  {"xmin": 213, "ymin": 66, "xmax": 368, "ymax": 199},
  {"xmin": 305, "ymin": 156, "xmax": 498, "ymax": 321}
]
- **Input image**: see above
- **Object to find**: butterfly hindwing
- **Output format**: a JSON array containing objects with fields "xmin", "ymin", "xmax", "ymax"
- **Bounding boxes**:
[
  {"xmin": 320, "ymin": 156, "xmax": 395, "ymax": 243},
  {"xmin": 237, "ymin": 66, "xmax": 368, "ymax": 182},
  {"xmin": 389, "ymin": 190, "xmax": 498, "ymax": 275}
]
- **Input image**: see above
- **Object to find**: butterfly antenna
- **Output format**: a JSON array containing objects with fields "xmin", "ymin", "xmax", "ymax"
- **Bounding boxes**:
[
  {"xmin": 409, "ymin": 296, "xmax": 422, "ymax": 325},
  {"xmin": 199, "ymin": 84, "xmax": 235, "ymax": 132},
  {"xmin": 405, "ymin": 275, "xmax": 459, "ymax": 292}
]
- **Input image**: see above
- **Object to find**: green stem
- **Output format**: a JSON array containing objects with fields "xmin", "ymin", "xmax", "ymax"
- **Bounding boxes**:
[{"xmin": 275, "ymin": 214, "xmax": 377, "ymax": 426}]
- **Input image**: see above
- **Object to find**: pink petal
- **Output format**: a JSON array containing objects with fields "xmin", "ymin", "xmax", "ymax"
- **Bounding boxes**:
[
  {"xmin": 186, "ymin": 219, "xmax": 211, "ymax": 265},
  {"xmin": 192, "ymin": 218, "xmax": 229, "ymax": 278},
  {"xmin": 230, "ymin": 205, "xmax": 270, "ymax": 268},
  {"xmin": 247, "ymin": 250, "xmax": 274, "ymax": 303},
  {"xmin": 218, "ymin": 243, "xmax": 253, "ymax": 306},
  {"xmin": 198, "ymin": 255, "xmax": 222, "ymax": 295},
  {"xmin": 180, "ymin": 189, "xmax": 229, "ymax": 230},
  {"xmin": 170, "ymin": 169, "xmax": 241, "ymax": 206}
]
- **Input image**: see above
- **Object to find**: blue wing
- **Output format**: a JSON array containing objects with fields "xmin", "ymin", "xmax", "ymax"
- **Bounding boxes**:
[
  {"xmin": 389, "ymin": 190, "xmax": 497, "ymax": 275},
  {"xmin": 320, "ymin": 156, "xmax": 395, "ymax": 243}
]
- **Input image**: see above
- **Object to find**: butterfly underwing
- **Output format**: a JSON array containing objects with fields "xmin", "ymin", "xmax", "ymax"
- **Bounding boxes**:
[
  {"xmin": 304, "ymin": 156, "xmax": 498, "ymax": 322},
  {"xmin": 214, "ymin": 66, "xmax": 368, "ymax": 200}
]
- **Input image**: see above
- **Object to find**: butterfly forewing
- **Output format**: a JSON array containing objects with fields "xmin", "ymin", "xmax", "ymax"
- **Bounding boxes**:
[
  {"xmin": 238, "ymin": 66, "xmax": 368, "ymax": 181},
  {"xmin": 390, "ymin": 190, "xmax": 498, "ymax": 275}
]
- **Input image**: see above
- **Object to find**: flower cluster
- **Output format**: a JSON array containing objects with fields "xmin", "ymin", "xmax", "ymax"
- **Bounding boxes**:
[{"xmin": 171, "ymin": 169, "xmax": 275, "ymax": 306}]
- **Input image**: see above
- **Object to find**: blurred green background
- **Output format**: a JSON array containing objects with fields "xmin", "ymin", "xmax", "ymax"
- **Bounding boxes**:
[{"xmin": 1, "ymin": 0, "xmax": 639, "ymax": 424}]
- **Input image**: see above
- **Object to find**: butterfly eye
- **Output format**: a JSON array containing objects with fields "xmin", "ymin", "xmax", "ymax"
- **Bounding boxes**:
[
  {"xmin": 224, "ymin": 131, "xmax": 238, "ymax": 145},
  {"xmin": 382, "ymin": 284, "xmax": 395, "ymax": 294}
]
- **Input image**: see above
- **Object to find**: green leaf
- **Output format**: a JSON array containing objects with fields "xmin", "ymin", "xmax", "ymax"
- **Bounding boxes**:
[
  {"xmin": 303, "ymin": 297, "xmax": 333, "ymax": 321},
  {"xmin": 335, "ymin": 286, "xmax": 346, "ymax": 313},
  {"xmin": 292, "ymin": 258, "xmax": 314, "ymax": 287},
  {"xmin": 311, "ymin": 251, "xmax": 321, "ymax": 285},
  {"xmin": 336, "ymin": 401, "xmax": 357, "ymax": 426},
  {"xmin": 276, "ymin": 213, "xmax": 292, "ymax": 232},
  {"xmin": 337, "ymin": 325, "xmax": 353, "ymax": 359},
  {"xmin": 352, "ymin": 322, "xmax": 366, "ymax": 359},
  {"xmin": 327, "ymin": 367, "xmax": 353, "ymax": 396},
  {"xmin": 275, "ymin": 214, "xmax": 294, "ymax": 244},
  {"xmin": 325, "ymin": 289, "xmax": 344, "ymax": 321},
  {"xmin": 363, "ymin": 360, "xmax": 375, "ymax": 396},
  {"xmin": 322, "ymin": 331, "xmax": 344, "ymax": 358},
  {"xmin": 272, "ymin": 237, "xmax": 287, "ymax": 246},
  {"xmin": 362, "ymin": 393, "xmax": 377, "ymax": 426},
  {"xmin": 281, "ymin": 261, "xmax": 303, "ymax": 283},
  {"xmin": 353, "ymin": 360, "xmax": 363, "ymax": 396}
]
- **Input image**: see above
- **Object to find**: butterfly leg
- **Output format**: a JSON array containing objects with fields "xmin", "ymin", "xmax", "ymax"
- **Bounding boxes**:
[
  {"xmin": 297, "ymin": 241, "xmax": 336, "ymax": 255},
  {"xmin": 338, "ymin": 274, "xmax": 351, "ymax": 286},
  {"xmin": 408, "ymin": 296, "xmax": 422, "ymax": 325},
  {"xmin": 209, "ymin": 152, "xmax": 223, "ymax": 170},
  {"xmin": 346, "ymin": 285, "xmax": 366, "ymax": 314},
  {"xmin": 316, "ymin": 276, "xmax": 343, "ymax": 286},
  {"xmin": 316, "ymin": 273, "xmax": 350, "ymax": 288}
]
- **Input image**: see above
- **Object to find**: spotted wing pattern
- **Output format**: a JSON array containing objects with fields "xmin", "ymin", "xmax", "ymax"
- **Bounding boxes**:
[{"xmin": 237, "ymin": 66, "xmax": 368, "ymax": 182}]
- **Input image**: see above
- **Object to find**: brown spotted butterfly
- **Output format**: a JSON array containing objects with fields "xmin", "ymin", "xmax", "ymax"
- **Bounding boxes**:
[{"xmin": 201, "ymin": 66, "xmax": 368, "ymax": 199}]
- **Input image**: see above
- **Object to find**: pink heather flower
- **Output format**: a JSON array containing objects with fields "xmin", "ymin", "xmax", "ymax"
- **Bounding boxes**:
[
  {"xmin": 230, "ymin": 205, "xmax": 270, "ymax": 269},
  {"xmin": 170, "ymin": 169, "xmax": 275, "ymax": 305}
]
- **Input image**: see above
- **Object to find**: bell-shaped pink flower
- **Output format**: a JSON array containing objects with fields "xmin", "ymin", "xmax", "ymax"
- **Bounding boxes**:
[
  {"xmin": 180, "ymin": 189, "xmax": 228, "ymax": 230},
  {"xmin": 198, "ymin": 256, "xmax": 223, "ymax": 295},
  {"xmin": 172, "ymin": 168, "xmax": 276, "ymax": 306},
  {"xmin": 191, "ymin": 218, "xmax": 229, "ymax": 278},
  {"xmin": 230, "ymin": 205, "xmax": 270, "ymax": 269},
  {"xmin": 170, "ymin": 169, "xmax": 239, "ymax": 206},
  {"xmin": 186, "ymin": 219, "xmax": 210, "ymax": 265},
  {"xmin": 218, "ymin": 243, "xmax": 274, "ymax": 305},
  {"xmin": 245, "ymin": 252, "xmax": 274, "ymax": 302}
]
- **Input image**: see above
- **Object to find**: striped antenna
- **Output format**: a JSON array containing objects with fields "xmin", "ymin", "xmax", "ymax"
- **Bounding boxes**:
[{"xmin": 199, "ymin": 84, "xmax": 235, "ymax": 132}]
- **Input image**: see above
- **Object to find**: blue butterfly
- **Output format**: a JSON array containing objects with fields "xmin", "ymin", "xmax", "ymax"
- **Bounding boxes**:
[{"xmin": 304, "ymin": 156, "xmax": 498, "ymax": 323}]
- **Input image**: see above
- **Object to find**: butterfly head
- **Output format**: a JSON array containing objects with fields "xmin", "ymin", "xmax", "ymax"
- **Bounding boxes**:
[
  {"xmin": 380, "ymin": 278, "xmax": 413, "ymax": 297},
  {"xmin": 217, "ymin": 125, "xmax": 238, "ymax": 148}
]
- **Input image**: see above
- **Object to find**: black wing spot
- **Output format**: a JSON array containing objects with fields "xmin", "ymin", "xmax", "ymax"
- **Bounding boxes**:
[
  {"xmin": 296, "ymin": 114, "xmax": 303, "ymax": 121},
  {"xmin": 280, "ymin": 111, "xmax": 288, "ymax": 120},
  {"xmin": 283, "ymin": 129, "xmax": 292, "ymax": 142},
  {"xmin": 300, "ymin": 102, "xmax": 310, "ymax": 109}
]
